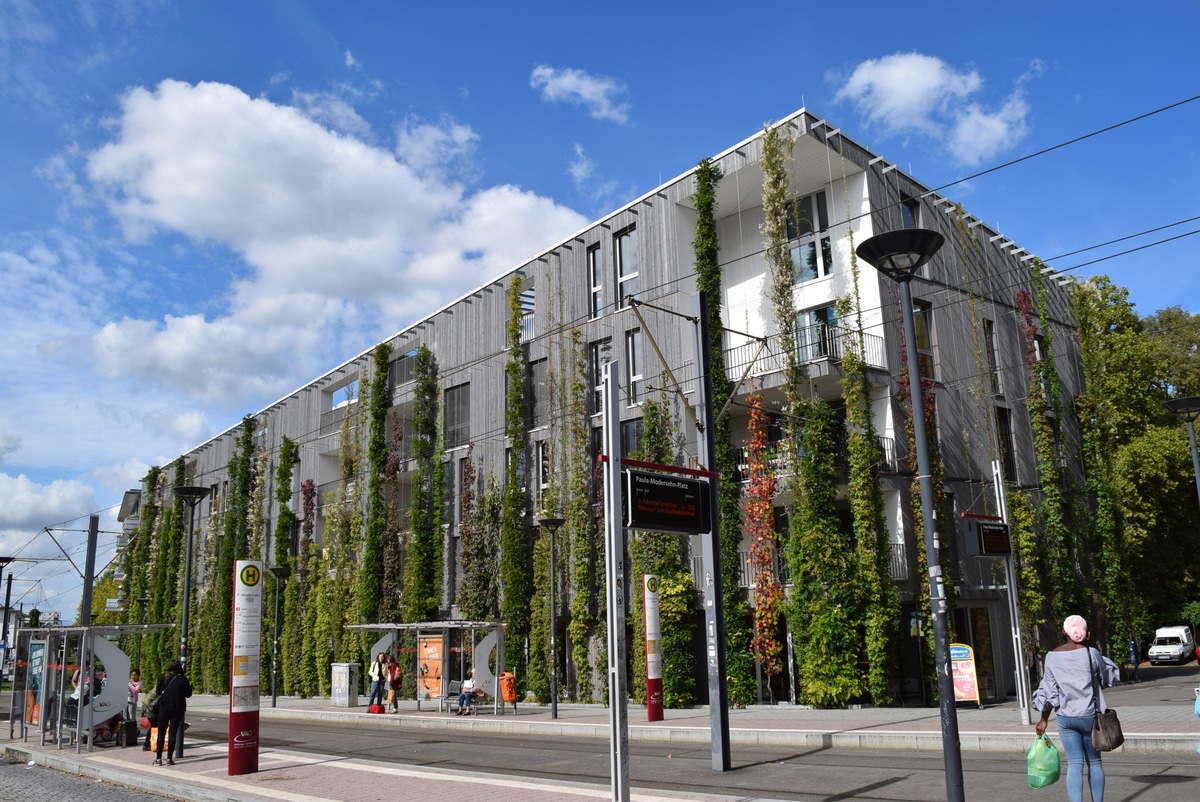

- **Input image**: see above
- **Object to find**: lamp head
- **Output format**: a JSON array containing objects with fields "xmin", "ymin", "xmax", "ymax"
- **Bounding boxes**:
[
  {"xmin": 173, "ymin": 485, "xmax": 211, "ymax": 507},
  {"xmin": 538, "ymin": 516, "xmax": 566, "ymax": 531},
  {"xmin": 269, "ymin": 565, "xmax": 291, "ymax": 580},
  {"xmin": 856, "ymin": 229, "xmax": 945, "ymax": 283},
  {"xmin": 1165, "ymin": 396, "xmax": 1200, "ymax": 420}
]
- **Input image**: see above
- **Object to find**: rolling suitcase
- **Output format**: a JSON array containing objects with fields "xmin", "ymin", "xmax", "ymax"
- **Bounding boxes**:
[{"xmin": 117, "ymin": 719, "xmax": 139, "ymax": 747}]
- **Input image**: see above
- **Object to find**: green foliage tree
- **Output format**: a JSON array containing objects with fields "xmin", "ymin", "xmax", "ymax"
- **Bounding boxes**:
[{"xmin": 1144, "ymin": 306, "xmax": 1200, "ymax": 396}]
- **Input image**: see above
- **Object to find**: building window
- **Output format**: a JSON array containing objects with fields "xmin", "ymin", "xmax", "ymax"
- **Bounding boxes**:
[
  {"xmin": 995, "ymin": 406, "xmax": 1017, "ymax": 482},
  {"xmin": 588, "ymin": 243, "xmax": 604, "ymax": 319},
  {"xmin": 615, "ymin": 226, "xmax": 638, "ymax": 308},
  {"xmin": 622, "ymin": 418, "xmax": 643, "ymax": 456},
  {"xmin": 528, "ymin": 359, "xmax": 548, "ymax": 428},
  {"xmin": 912, "ymin": 299, "xmax": 936, "ymax": 381},
  {"xmin": 797, "ymin": 305, "xmax": 837, "ymax": 363},
  {"xmin": 390, "ymin": 348, "xmax": 419, "ymax": 389},
  {"xmin": 444, "ymin": 383, "xmax": 470, "ymax": 449},
  {"xmin": 590, "ymin": 338, "xmax": 611, "ymax": 415},
  {"xmin": 625, "ymin": 328, "xmax": 643, "ymax": 405},
  {"xmin": 534, "ymin": 439, "xmax": 550, "ymax": 512},
  {"xmin": 786, "ymin": 190, "xmax": 833, "ymax": 284},
  {"xmin": 983, "ymin": 318, "xmax": 1001, "ymax": 396},
  {"xmin": 900, "ymin": 194, "xmax": 921, "ymax": 229},
  {"xmin": 519, "ymin": 286, "xmax": 535, "ymax": 344}
]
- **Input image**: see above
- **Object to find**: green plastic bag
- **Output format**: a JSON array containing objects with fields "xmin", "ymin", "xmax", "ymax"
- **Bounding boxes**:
[{"xmin": 1027, "ymin": 734, "xmax": 1060, "ymax": 789}]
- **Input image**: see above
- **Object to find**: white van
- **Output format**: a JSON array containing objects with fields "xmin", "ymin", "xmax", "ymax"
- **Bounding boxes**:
[{"xmin": 1148, "ymin": 626, "xmax": 1195, "ymax": 665}]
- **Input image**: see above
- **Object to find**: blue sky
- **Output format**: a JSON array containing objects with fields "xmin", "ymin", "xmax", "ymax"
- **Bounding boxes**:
[{"xmin": 2, "ymin": 0, "xmax": 1198, "ymax": 621}]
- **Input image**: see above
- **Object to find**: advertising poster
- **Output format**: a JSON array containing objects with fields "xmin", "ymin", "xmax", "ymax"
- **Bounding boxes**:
[
  {"xmin": 949, "ymin": 643, "xmax": 980, "ymax": 705},
  {"xmin": 229, "ymin": 560, "xmax": 262, "ymax": 775},
  {"xmin": 25, "ymin": 640, "xmax": 46, "ymax": 727},
  {"xmin": 417, "ymin": 635, "xmax": 443, "ymax": 700}
]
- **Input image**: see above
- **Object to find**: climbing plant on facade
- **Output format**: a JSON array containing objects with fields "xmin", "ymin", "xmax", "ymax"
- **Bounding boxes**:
[
  {"xmin": 692, "ymin": 157, "xmax": 755, "ymax": 706},
  {"xmin": 402, "ymin": 344, "xmax": 442, "ymax": 621},
  {"xmin": 743, "ymin": 392, "xmax": 783, "ymax": 682},
  {"xmin": 500, "ymin": 276, "xmax": 531, "ymax": 694},
  {"xmin": 360, "ymin": 342, "xmax": 392, "ymax": 624}
]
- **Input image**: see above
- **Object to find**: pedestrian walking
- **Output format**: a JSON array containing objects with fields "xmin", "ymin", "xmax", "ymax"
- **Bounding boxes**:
[{"xmin": 1032, "ymin": 615, "xmax": 1120, "ymax": 802}]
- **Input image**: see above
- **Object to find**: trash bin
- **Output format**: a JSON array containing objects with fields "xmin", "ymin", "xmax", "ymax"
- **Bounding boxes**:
[
  {"xmin": 331, "ymin": 663, "xmax": 360, "ymax": 708},
  {"xmin": 498, "ymin": 672, "xmax": 516, "ymax": 703}
]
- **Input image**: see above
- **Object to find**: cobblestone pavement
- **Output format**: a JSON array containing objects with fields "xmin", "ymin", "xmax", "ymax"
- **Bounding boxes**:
[{"xmin": 0, "ymin": 755, "xmax": 174, "ymax": 802}]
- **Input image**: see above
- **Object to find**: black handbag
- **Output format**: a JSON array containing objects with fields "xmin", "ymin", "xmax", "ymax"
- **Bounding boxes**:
[{"xmin": 1089, "ymin": 649, "xmax": 1124, "ymax": 751}]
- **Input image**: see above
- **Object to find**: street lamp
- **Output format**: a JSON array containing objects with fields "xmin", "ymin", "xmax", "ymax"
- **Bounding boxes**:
[
  {"xmin": 269, "ymin": 565, "xmax": 291, "ymax": 708},
  {"xmin": 134, "ymin": 596, "xmax": 149, "ymax": 670},
  {"xmin": 1165, "ymin": 396, "xmax": 1200, "ymax": 514},
  {"xmin": 857, "ymin": 228, "xmax": 965, "ymax": 802},
  {"xmin": 538, "ymin": 515, "xmax": 565, "ymax": 720},
  {"xmin": 173, "ymin": 486, "xmax": 211, "ymax": 672}
]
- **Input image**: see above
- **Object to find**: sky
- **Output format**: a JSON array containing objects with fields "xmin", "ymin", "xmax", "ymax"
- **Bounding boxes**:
[{"xmin": 2, "ymin": 0, "xmax": 1199, "ymax": 624}]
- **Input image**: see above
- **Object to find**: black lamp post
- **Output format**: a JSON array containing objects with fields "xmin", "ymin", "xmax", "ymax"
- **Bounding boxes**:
[
  {"xmin": 538, "ymin": 515, "xmax": 565, "ymax": 720},
  {"xmin": 173, "ymin": 486, "xmax": 210, "ymax": 672},
  {"xmin": 858, "ymin": 228, "xmax": 965, "ymax": 802},
  {"xmin": 269, "ymin": 565, "xmax": 291, "ymax": 708},
  {"xmin": 134, "ymin": 596, "xmax": 149, "ymax": 670}
]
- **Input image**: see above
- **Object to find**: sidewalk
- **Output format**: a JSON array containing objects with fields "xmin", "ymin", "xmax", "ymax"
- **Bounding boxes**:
[{"xmin": 4, "ymin": 680, "xmax": 1198, "ymax": 802}]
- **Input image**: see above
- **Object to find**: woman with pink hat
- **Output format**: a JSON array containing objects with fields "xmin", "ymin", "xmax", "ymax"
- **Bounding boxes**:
[{"xmin": 1031, "ymin": 615, "xmax": 1120, "ymax": 802}]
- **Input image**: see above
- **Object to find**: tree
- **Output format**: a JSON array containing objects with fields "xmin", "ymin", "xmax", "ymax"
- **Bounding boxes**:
[
  {"xmin": 360, "ymin": 343, "xmax": 392, "ymax": 624},
  {"xmin": 1144, "ymin": 306, "xmax": 1200, "ymax": 396}
]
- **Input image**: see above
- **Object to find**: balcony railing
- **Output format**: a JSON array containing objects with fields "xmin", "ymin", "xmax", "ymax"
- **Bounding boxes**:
[
  {"xmin": 725, "ymin": 323, "xmax": 885, "ymax": 379},
  {"xmin": 733, "ymin": 434, "xmax": 897, "ymax": 477},
  {"xmin": 731, "ymin": 541, "xmax": 907, "ymax": 588}
]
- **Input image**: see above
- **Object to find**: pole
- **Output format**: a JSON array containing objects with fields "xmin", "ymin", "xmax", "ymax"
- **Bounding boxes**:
[
  {"xmin": 603, "ymin": 360, "xmax": 630, "ymax": 801},
  {"xmin": 272, "ymin": 575, "xmax": 281, "ymax": 708},
  {"xmin": 549, "ymin": 523, "xmax": 558, "ymax": 721},
  {"xmin": 898, "ymin": 277, "xmax": 965, "ymax": 802},
  {"xmin": 180, "ymin": 502, "xmax": 197, "ymax": 671},
  {"xmin": 79, "ymin": 515, "xmax": 99, "ymax": 627},
  {"xmin": 1186, "ymin": 417, "xmax": 1200, "ymax": 514},
  {"xmin": 991, "ymin": 460, "xmax": 1030, "ymax": 725},
  {"xmin": 135, "ymin": 597, "xmax": 148, "ymax": 670},
  {"xmin": 696, "ymin": 290, "xmax": 732, "ymax": 771}
]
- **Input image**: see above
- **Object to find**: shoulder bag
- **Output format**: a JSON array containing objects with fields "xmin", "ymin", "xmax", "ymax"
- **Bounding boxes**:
[{"xmin": 1089, "ymin": 648, "xmax": 1124, "ymax": 751}]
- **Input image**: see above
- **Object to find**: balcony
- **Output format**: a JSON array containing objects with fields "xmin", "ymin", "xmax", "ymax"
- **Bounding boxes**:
[
  {"xmin": 725, "ymin": 323, "xmax": 885, "ymax": 379},
  {"xmin": 733, "ymin": 434, "xmax": 897, "ymax": 478},
  {"xmin": 732, "ymin": 540, "xmax": 907, "ymax": 588}
]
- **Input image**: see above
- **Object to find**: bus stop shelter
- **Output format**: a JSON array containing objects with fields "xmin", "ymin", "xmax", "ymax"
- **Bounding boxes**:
[
  {"xmin": 347, "ymin": 621, "xmax": 506, "ymax": 713},
  {"xmin": 7, "ymin": 624, "xmax": 172, "ymax": 752}
]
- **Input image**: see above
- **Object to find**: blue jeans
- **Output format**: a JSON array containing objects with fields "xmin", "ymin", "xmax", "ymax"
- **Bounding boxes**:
[
  {"xmin": 1057, "ymin": 714, "xmax": 1104, "ymax": 802},
  {"xmin": 369, "ymin": 679, "xmax": 385, "ymax": 706}
]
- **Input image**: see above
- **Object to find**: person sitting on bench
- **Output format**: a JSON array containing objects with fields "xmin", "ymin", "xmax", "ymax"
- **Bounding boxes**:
[{"xmin": 456, "ymin": 669, "xmax": 483, "ymax": 715}]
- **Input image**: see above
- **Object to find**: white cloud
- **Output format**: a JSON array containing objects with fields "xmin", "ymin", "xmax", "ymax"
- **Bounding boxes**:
[
  {"xmin": 344, "ymin": 49, "xmax": 359, "ymax": 69},
  {"xmin": 530, "ymin": 65, "xmax": 630, "ymax": 124},
  {"xmin": 833, "ymin": 52, "xmax": 1039, "ymax": 166},
  {"xmin": 80, "ymin": 79, "xmax": 587, "ymax": 406},
  {"xmin": 0, "ymin": 473, "xmax": 96, "ymax": 530},
  {"xmin": 568, "ymin": 143, "xmax": 625, "ymax": 211},
  {"xmin": 395, "ymin": 114, "xmax": 481, "ymax": 182},
  {"xmin": 291, "ymin": 89, "xmax": 374, "ymax": 139},
  {"xmin": 0, "ymin": 428, "xmax": 20, "ymax": 465}
]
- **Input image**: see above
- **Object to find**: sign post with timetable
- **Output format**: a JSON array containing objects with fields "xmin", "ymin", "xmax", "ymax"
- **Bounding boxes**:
[{"xmin": 229, "ymin": 560, "xmax": 263, "ymax": 775}]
